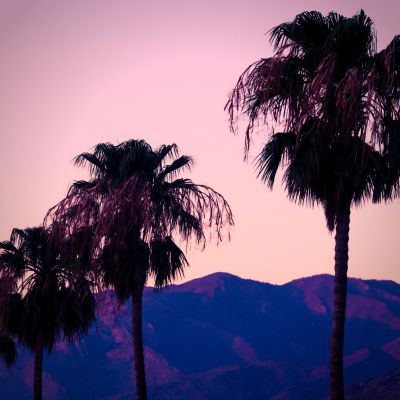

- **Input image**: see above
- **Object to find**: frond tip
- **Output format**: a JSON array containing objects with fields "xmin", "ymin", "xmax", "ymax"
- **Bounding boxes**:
[{"xmin": 0, "ymin": 335, "xmax": 17, "ymax": 368}]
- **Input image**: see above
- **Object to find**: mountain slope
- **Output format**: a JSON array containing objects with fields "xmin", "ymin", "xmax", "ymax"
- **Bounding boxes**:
[
  {"xmin": 323, "ymin": 365, "xmax": 400, "ymax": 400},
  {"xmin": 1, "ymin": 272, "xmax": 399, "ymax": 399}
]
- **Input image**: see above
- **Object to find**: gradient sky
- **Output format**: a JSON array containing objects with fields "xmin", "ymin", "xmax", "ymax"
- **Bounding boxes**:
[{"xmin": 0, "ymin": 0, "xmax": 399, "ymax": 285}]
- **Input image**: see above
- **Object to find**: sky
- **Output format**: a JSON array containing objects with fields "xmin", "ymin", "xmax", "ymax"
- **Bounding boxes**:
[{"xmin": 0, "ymin": 0, "xmax": 399, "ymax": 286}]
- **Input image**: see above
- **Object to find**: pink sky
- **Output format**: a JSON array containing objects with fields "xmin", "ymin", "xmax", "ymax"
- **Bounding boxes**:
[{"xmin": 0, "ymin": 0, "xmax": 399, "ymax": 285}]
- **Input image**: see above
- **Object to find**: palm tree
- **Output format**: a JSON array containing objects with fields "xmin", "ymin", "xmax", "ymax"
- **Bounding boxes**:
[
  {"xmin": 46, "ymin": 139, "xmax": 234, "ymax": 400},
  {"xmin": 0, "ymin": 225, "xmax": 96, "ymax": 400},
  {"xmin": 225, "ymin": 10, "xmax": 400, "ymax": 400}
]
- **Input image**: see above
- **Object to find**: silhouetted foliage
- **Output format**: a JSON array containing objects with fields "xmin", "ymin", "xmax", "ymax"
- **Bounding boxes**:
[
  {"xmin": 0, "ymin": 225, "xmax": 96, "ymax": 400},
  {"xmin": 46, "ymin": 139, "xmax": 234, "ymax": 400},
  {"xmin": 226, "ymin": 9, "xmax": 400, "ymax": 400},
  {"xmin": 0, "ymin": 334, "xmax": 17, "ymax": 368}
]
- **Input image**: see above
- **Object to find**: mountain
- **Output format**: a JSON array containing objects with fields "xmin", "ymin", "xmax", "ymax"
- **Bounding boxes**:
[
  {"xmin": 322, "ymin": 365, "xmax": 400, "ymax": 400},
  {"xmin": 1, "ymin": 272, "xmax": 400, "ymax": 399}
]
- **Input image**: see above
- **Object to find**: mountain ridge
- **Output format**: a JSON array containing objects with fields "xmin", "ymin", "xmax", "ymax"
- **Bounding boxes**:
[{"xmin": 1, "ymin": 272, "xmax": 400, "ymax": 399}]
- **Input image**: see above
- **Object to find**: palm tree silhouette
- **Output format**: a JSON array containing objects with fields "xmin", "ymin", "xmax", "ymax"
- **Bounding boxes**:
[
  {"xmin": 0, "ymin": 225, "xmax": 96, "ymax": 400},
  {"xmin": 225, "ymin": 10, "xmax": 400, "ymax": 400},
  {"xmin": 47, "ymin": 139, "xmax": 233, "ymax": 400}
]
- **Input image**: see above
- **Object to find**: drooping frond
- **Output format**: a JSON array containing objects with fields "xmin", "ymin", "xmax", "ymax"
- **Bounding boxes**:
[
  {"xmin": 382, "ymin": 119, "xmax": 400, "ymax": 198},
  {"xmin": 0, "ymin": 335, "xmax": 17, "ymax": 368},
  {"xmin": 255, "ymin": 132, "xmax": 296, "ymax": 189},
  {"xmin": 0, "ymin": 241, "xmax": 25, "ymax": 278},
  {"xmin": 151, "ymin": 236, "xmax": 189, "ymax": 291}
]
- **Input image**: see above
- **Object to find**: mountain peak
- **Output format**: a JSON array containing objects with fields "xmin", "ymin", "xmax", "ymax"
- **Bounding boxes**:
[{"xmin": 165, "ymin": 272, "xmax": 239, "ymax": 296}]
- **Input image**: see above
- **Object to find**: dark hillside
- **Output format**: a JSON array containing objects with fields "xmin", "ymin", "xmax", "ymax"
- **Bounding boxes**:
[
  {"xmin": 323, "ymin": 365, "xmax": 400, "ymax": 400},
  {"xmin": 1, "ymin": 273, "xmax": 399, "ymax": 399}
]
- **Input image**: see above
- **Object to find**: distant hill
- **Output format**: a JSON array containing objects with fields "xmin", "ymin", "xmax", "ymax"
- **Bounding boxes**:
[{"xmin": 1, "ymin": 272, "xmax": 400, "ymax": 399}]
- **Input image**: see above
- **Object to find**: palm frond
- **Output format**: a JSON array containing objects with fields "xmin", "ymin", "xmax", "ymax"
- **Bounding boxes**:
[
  {"xmin": 157, "ymin": 156, "xmax": 195, "ymax": 182},
  {"xmin": 0, "ymin": 335, "xmax": 17, "ymax": 368},
  {"xmin": 154, "ymin": 144, "xmax": 180, "ymax": 164},
  {"xmin": 255, "ymin": 132, "xmax": 296, "ymax": 188},
  {"xmin": 151, "ymin": 236, "xmax": 188, "ymax": 291}
]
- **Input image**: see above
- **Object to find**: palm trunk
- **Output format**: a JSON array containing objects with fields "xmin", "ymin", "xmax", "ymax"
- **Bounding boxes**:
[
  {"xmin": 132, "ymin": 288, "xmax": 147, "ymax": 400},
  {"xmin": 330, "ymin": 196, "xmax": 351, "ymax": 400},
  {"xmin": 33, "ymin": 328, "xmax": 44, "ymax": 400}
]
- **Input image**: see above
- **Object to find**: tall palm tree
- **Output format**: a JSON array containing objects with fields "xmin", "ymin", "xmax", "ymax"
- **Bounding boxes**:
[
  {"xmin": 225, "ymin": 10, "xmax": 400, "ymax": 400},
  {"xmin": 0, "ymin": 225, "xmax": 96, "ymax": 400},
  {"xmin": 46, "ymin": 139, "xmax": 234, "ymax": 400}
]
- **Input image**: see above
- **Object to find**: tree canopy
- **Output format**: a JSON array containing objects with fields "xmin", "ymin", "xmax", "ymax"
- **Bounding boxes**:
[
  {"xmin": 225, "ymin": 10, "xmax": 400, "ymax": 229},
  {"xmin": 46, "ymin": 140, "xmax": 234, "ymax": 294}
]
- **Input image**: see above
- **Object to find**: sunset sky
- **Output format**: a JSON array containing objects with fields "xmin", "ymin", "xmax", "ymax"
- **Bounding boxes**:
[{"xmin": 0, "ymin": 0, "xmax": 399, "ymax": 285}]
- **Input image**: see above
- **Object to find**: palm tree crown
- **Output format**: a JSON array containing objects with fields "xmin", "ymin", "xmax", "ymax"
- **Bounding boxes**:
[
  {"xmin": 0, "ymin": 226, "xmax": 95, "ymax": 350},
  {"xmin": 226, "ymin": 9, "xmax": 400, "ymax": 228},
  {"xmin": 49, "ymin": 139, "xmax": 233, "ymax": 292}
]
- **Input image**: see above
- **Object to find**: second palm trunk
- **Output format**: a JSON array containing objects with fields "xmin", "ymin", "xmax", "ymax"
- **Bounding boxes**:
[
  {"xmin": 132, "ymin": 289, "xmax": 147, "ymax": 400},
  {"xmin": 33, "ymin": 328, "xmax": 44, "ymax": 400}
]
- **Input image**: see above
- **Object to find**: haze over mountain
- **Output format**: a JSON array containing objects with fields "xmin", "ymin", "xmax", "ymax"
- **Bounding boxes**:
[{"xmin": 1, "ymin": 273, "xmax": 400, "ymax": 399}]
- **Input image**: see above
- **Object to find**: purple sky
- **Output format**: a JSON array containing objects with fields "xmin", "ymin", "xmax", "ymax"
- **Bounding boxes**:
[{"xmin": 0, "ymin": 0, "xmax": 399, "ymax": 285}]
